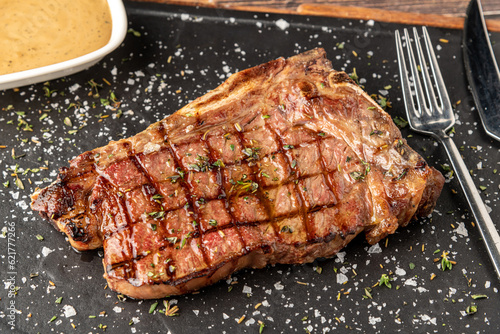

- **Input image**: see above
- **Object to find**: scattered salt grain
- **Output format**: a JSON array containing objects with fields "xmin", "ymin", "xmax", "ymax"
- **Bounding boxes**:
[
  {"xmin": 368, "ymin": 315, "xmax": 381, "ymax": 325},
  {"xmin": 274, "ymin": 282, "xmax": 284, "ymax": 290},
  {"xmin": 113, "ymin": 306, "xmax": 122, "ymax": 313},
  {"xmin": 62, "ymin": 305, "xmax": 77, "ymax": 318},
  {"xmin": 404, "ymin": 278, "xmax": 417, "ymax": 286},
  {"xmin": 275, "ymin": 19, "xmax": 290, "ymax": 30},
  {"xmin": 454, "ymin": 222, "xmax": 468, "ymax": 237},
  {"xmin": 367, "ymin": 243, "xmax": 382, "ymax": 254},
  {"xmin": 395, "ymin": 267, "xmax": 406, "ymax": 276},
  {"xmin": 336, "ymin": 251, "xmax": 346, "ymax": 263},
  {"xmin": 41, "ymin": 247, "xmax": 55, "ymax": 257},
  {"xmin": 336, "ymin": 273, "xmax": 348, "ymax": 284},
  {"xmin": 242, "ymin": 285, "xmax": 252, "ymax": 294}
]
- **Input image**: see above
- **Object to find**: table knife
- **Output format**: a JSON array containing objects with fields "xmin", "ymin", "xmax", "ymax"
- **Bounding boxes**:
[{"xmin": 463, "ymin": 0, "xmax": 500, "ymax": 142}]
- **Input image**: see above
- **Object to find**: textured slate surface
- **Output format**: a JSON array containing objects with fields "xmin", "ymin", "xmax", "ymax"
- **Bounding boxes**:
[{"xmin": 1, "ymin": 1, "xmax": 499, "ymax": 333}]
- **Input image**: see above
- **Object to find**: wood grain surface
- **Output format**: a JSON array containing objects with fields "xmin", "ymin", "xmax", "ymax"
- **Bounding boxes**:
[{"xmin": 135, "ymin": 0, "xmax": 500, "ymax": 31}]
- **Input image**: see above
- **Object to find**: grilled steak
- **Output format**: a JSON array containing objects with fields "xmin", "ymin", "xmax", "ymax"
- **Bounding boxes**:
[{"xmin": 31, "ymin": 48, "xmax": 444, "ymax": 299}]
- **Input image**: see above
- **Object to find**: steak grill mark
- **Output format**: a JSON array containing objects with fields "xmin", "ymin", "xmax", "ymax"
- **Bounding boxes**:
[{"xmin": 102, "ymin": 118, "xmax": 358, "ymax": 285}]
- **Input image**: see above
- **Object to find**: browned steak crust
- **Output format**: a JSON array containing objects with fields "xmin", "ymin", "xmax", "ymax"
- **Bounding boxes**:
[{"xmin": 31, "ymin": 48, "xmax": 444, "ymax": 299}]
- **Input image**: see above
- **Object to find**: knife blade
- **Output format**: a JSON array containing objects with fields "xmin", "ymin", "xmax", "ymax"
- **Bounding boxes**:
[{"xmin": 463, "ymin": 0, "xmax": 500, "ymax": 142}]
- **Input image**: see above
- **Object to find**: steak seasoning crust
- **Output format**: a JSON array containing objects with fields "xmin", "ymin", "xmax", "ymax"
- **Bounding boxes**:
[{"xmin": 31, "ymin": 48, "xmax": 444, "ymax": 299}]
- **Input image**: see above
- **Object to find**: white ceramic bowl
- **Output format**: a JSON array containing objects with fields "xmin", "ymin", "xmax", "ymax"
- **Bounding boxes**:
[{"xmin": 0, "ymin": 0, "xmax": 128, "ymax": 91}]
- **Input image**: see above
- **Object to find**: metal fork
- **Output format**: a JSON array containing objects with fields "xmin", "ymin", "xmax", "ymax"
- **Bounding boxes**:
[{"xmin": 395, "ymin": 27, "xmax": 500, "ymax": 279}]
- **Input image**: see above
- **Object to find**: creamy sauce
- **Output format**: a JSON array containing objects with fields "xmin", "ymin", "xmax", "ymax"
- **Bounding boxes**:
[{"xmin": 0, "ymin": 0, "xmax": 112, "ymax": 75}]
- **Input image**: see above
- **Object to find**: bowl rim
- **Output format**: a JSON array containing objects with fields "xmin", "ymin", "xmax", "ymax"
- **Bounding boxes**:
[{"xmin": 0, "ymin": 0, "xmax": 128, "ymax": 89}]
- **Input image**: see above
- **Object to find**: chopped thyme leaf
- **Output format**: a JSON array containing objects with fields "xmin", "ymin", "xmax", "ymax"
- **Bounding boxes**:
[
  {"xmin": 208, "ymin": 219, "xmax": 218, "ymax": 227},
  {"xmin": 55, "ymin": 297, "xmax": 63, "ymax": 304},
  {"xmin": 230, "ymin": 144, "xmax": 235, "ymax": 151},
  {"xmin": 395, "ymin": 170, "xmax": 407, "ymax": 181},
  {"xmin": 127, "ymin": 28, "xmax": 141, "ymax": 37},
  {"xmin": 441, "ymin": 164, "xmax": 452, "ymax": 173},
  {"xmin": 283, "ymin": 144, "xmax": 294, "ymax": 150},
  {"xmin": 466, "ymin": 304, "xmax": 477, "ymax": 315},
  {"xmin": 363, "ymin": 287, "xmax": 373, "ymax": 299},
  {"xmin": 163, "ymin": 300, "xmax": 180, "ymax": 316},
  {"xmin": 148, "ymin": 211, "xmax": 165, "ymax": 219},
  {"xmin": 318, "ymin": 132, "xmax": 325, "ymax": 137},
  {"xmin": 280, "ymin": 225, "xmax": 293, "ymax": 233},
  {"xmin": 370, "ymin": 129, "xmax": 384, "ymax": 136},
  {"xmin": 379, "ymin": 274, "xmax": 392, "ymax": 288},
  {"xmin": 166, "ymin": 237, "xmax": 178, "ymax": 244},
  {"xmin": 349, "ymin": 67, "xmax": 359, "ymax": 84},
  {"xmin": 409, "ymin": 262, "xmax": 415, "ymax": 270},
  {"xmin": 49, "ymin": 316, "xmax": 57, "ymax": 323},
  {"xmin": 471, "ymin": 294, "xmax": 488, "ymax": 300},
  {"xmin": 291, "ymin": 160, "xmax": 297, "ymax": 168},
  {"xmin": 393, "ymin": 116, "xmax": 408, "ymax": 128},
  {"xmin": 261, "ymin": 172, "xmax": 270, "ymax": 178},
  {"xmin": 152, "ymin": 194, "xmax": 163, "ymax": 200},
  {"xmin": 350, "ymin": 171, "xmax": 364, "ymax": 181},
  {"xmin": 149, "ymin": 301, "xmax": 159, "ymax": 314},
  {"xmin": 262, "ymin": 115, "xmax": 270, "ymax": 119},
  {"xmin": 35, "ymin": 234, "xmax": 44, "ymax": 241},
  {"xmin": 259, "ymin": 321, "xmax": 265, "ymax": 333},
  {"xmin": 150, "ymin": 224, "xmax": 157, "ymax": 231},
  {"xmin": 15, "ymin": 178, "xmax": 24, "ymax": 190},
  {"xmin": 213, "ymin": 159, "xmax": 225, "ymax": 168},
  {"xmin": 440, "ymin": 251, "xmax": 454, "ymax": 271}
]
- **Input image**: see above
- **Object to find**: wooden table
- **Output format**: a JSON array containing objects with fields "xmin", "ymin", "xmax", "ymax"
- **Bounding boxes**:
[{"xmin": 136, "ymin": 0, "xmax": 500, "ymax": 31}]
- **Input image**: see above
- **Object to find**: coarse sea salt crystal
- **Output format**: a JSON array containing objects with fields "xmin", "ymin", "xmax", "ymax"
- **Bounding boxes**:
[
  {"xmin": 336, "ymin": 273, "xmax": 348, "ymax": 284},
  {"xmin": 42, "ymin": 247, "xmax": 55, "ymax": 257},
  {"xmin": 367, "ymin": 243, "xmax": 382, "ymax": 254},
  {"xmin": 274, "ymin": 282, "xmax": 284, "ymax": 290},
  {"xmin": 336, "ymin": 251, "xmax": 346, "ymax": 263},
  {"xmin": 275, "ymin": 19, "xmax": 290, "ymax": 30},
  {"xmin": 454, "ymin": 222, "xmax": 468, "ymax": 237},
  {"xmin": 113, "ymin": 306, "xmax": 122, "ymax": 313},
  {"xmin": 62, "ymin": 305, "xmax": 77, "ymax": 318},
  {"xmin": 368, "ymin": 316, "xmax": 381, "ymax": 325},
  {"xmin": 395, "ymin": 267, "xmax": 406, "ymax": 276},
  {"xmin": 404, "ymin": 278, "xmax": 417, "ymax": 286},
  {"xmin": 242, "ymin": 285, "xmax": 252, "ymax": 294}
]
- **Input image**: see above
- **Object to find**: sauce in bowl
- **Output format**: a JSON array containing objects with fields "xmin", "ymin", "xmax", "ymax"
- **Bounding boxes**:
[{"xmin": 0, "ymin": 0, "xmax": 112, "ymax": 75}]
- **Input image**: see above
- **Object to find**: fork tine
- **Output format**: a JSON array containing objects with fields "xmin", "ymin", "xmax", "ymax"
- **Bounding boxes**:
[
  {"xmin": 395, "ymin": 30, "xmax": 419, "ymax": 127},
  {"xmin": 403, "ymin": 28, "xmax": 430, "ymax": 117},
  {"xmin": 421, "ymin": 26, "xmax": 454, "ymax": 114},
  {"xmin": 412, "ymin": 27, "xmax": 440, "ymax": 114}
]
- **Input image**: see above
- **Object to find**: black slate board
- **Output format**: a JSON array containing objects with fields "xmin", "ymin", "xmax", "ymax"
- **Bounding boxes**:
[{"xmin": 1, "ymin": 1, "xmax": 500, "ymax": 333}]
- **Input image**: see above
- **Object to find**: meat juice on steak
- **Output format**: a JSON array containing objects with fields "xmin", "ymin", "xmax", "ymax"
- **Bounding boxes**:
[{"xmin": 31, "ymin": 48, "xmax": 444, "ymax": 299}]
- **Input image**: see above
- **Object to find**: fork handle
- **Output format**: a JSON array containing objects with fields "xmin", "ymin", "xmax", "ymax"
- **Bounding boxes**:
[{"xmin": 438, "ymin": 130, "xmax": 500, "ymax": 279}]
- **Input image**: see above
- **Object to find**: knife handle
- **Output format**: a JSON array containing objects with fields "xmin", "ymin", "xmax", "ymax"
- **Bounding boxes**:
[{"xmin": 440, "ymin": 133, "xmax": 500, "ymax": 279}]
